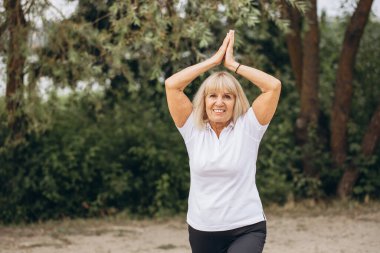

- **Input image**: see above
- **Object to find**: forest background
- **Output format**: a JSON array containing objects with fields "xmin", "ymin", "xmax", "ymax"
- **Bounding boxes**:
[{"xmin": 0, "ymin": 0, "xmax": 379, "ymax": 223}]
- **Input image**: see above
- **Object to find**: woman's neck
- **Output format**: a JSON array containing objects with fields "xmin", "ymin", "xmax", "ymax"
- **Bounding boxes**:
[{"xmin": 209, "ymin": 121, "xmax": 230, "ymax": 138}]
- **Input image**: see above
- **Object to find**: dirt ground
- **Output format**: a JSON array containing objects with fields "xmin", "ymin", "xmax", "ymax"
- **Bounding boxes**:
[{"xmin": 1, "ymin": 201, "xmax": 379, "ymax": 253}]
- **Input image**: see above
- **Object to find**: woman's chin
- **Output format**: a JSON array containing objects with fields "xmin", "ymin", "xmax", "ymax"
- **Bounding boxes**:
[{"xmin": 209, "ymin": 117, "xmax": 231, "ymax": 124}]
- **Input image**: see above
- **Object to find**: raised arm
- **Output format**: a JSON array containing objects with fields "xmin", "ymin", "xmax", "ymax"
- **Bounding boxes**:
[
  {"xmin": 224, "ymin": 30, "xmax": 281, "ymax": 125},
  {"xmin": 165, "ymin": 32, "xmax": 232, "ymax": 127}
]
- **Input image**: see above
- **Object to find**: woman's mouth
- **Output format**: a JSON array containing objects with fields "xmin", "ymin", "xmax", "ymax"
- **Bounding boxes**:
[{"xmin": 213, "ymin": 109, "xmax": 225, "ymax": 114}]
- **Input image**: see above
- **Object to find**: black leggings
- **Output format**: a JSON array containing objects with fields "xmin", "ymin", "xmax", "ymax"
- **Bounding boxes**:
[{"xmin": 188, "ymin": 221, "xmax": 266, "ymax": 253}]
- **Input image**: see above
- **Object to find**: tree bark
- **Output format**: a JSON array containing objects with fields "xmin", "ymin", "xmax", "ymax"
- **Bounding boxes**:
[
  {"xmin": 337, "ymin": 103, "xmax": 380, "ymax": 198},
  {"xmin": 280, "ymin": 0, "xmax": 303, "ymax": 94},
  {"xmin": 4, "ymin": 0, "xmax": 28, "ymax": 142},
  {"xmin": 331, "ymin": 0, "xmax": 374, "ymax": 168},
  {"xmin": 295, "ymin": 0, "xmax": 320, "ymax": 177}
]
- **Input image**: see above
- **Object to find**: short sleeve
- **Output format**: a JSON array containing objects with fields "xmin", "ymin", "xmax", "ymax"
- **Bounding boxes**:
[
  {"xmin": 177, "ymin": 112, "xmax": 196, "ymax": 143},
  {"xmin": 243, "ymin": 107, "xmax": 270, "ymax": 142}
]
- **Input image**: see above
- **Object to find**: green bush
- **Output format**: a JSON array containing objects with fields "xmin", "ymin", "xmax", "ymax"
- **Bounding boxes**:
[{"xmin": 0, "ymin": 93, "xmax": 189, "ymax": 222}]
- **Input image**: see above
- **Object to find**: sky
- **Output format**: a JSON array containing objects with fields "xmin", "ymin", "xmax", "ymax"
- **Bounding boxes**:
[
  {"xmin": 319, "ymin": 0, "xmax": 380, "ymax": 17},
  {"xmin": 0, "ymin": 0, "xmax": 379, "ymax": 96}
]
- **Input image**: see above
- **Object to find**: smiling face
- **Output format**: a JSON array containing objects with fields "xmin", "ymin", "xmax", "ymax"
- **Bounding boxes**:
[
  {"xmin": 192, "ymin": 71, "xmax": 250, "ymax": 130},
  {"xmin": 205, "ymin": 89, "xmax": 236, "ymax": 125}
]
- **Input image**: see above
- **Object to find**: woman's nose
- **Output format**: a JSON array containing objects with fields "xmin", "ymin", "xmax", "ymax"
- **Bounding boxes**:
[{"xmin": 216, "ymin": 96, "xmax": 223, "ymax": 104}]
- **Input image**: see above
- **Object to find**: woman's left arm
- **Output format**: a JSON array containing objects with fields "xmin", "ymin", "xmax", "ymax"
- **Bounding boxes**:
[
  {"xmin": 224, "ymin": 30, "xmax": 281, "ymax": 125},
  {"xmin": 230, "ymin": 64, "xmax": 281, "ymax": 126}
]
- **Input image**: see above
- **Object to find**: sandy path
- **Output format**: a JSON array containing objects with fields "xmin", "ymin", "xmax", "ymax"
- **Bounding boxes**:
[{"xmin": 1, "ymin": 202, "xmax": 379, "ymax": 253}]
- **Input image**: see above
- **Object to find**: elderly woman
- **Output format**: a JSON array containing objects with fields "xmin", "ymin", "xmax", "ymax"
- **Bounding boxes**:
[{"xmin": 165, "ymin": 30, "xmax": 281, "ymax": 253}]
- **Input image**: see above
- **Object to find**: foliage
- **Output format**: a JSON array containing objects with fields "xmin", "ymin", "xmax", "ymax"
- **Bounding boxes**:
[
  {"xmin": 0, "ymin": 1, "xmax": 379, "ymax": 223},
  {"xmin": 318, "ymin": 14, "xmax": 380, "ymax": 199},
  {"xmin": 0, "ymin": 93, "xmax": 189, "ymax": 222},
  {"xmin": 350, "ymin": 17, "xmax": 380, "ymax": 198},
  {"xmin": 256, "ymin": 69, "xmax": 299, "ymax": 204}
]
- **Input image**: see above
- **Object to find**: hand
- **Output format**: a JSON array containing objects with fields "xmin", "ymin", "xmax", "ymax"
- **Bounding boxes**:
[
  {"xmin": 208, "ymin": 31, "xmax": 231, "ymax": 66},
  {"xmin": 224, "ymin": 30, "xmax": 239, "ymax": 71}
]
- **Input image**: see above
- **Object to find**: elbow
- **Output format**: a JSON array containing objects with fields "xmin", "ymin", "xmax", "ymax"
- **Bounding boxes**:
[
  {"xmin": 264, "ymin": 80, "xmax": 281, "ymax": 94},
  {"xmin": 165, "ymin": 78, "xmax": 184, "ymax": 91},
  {"xmin": 165, "ymin": 78, "xmax": 175, "ymax": 89},
  {"xmin": 164, "ymin": 78, "xmax": 172, "ymax": 87},
  {"xmin": 274, "ymin": 80, "xmax": 281, "ymax": 91},
  {"xmin": 261, "ymin": 80, "xmax": 281, "ymax": 93}
]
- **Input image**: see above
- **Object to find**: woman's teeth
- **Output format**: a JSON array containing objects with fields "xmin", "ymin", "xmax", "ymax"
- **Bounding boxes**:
[{"xmin": 213, "ymin": 109, "xmax": 224, "ymax": 112}]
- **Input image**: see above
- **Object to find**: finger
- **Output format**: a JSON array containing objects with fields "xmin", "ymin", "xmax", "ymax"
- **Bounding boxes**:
[
  {"xmin": 223, "ymin": 32, "xmax": 231, "ymax": 44},
  {"xmin": 228, "ymin": 31, "xmax": 234, "ymax": 48},
  {"xmin": 222, "ymin": 36, "xmax": 229, "ymax": 46},
  {"xmin": 226, "ymin": 41, "xmax": 233, "ymax": 54},
  {"xmin": 219, "ymin": 33, "xmax": 230, "ymax": 50}
]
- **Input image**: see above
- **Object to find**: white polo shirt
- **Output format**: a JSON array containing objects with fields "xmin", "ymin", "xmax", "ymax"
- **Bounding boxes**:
[{"xmin": 177, "ymin": 107, "xmax": 269, "ymax": 232}]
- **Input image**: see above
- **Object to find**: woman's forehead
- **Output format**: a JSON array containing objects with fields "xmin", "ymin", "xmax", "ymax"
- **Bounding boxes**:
[
  {"xmin": 206, "ymin": 89, "xmax": 233, "ymax": 95},
  {"xmin": 205, "ymin": 84, "xmax": 235, "ymax": 94}
]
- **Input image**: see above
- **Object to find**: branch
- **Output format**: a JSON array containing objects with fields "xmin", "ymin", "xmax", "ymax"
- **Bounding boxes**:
[
  {"xmin": 44, "ymin": 0, "xmax": 66, "ymax": 20},
  {"xmin": 337, "ymin": 102, "xmax": 380, "ymax": 198},
  {"xmin": 338, "ymin": 0, "xmax": 374, "ymax": 72},
  {"xmin": 0, "ymin": 20, "xmax": 7, "ymax": 38},
  {"xmin": 361, "ymin": 103, "xmax": 380, "ymax": 156},
  {"xmin": 23, "ymin": 0, "xmax": 36, "ymax": 15}
]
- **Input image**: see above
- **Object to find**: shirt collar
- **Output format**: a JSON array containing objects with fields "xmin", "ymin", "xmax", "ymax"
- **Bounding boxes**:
[{"xmin": 206, "ymin": 120, "xmax": 235, "ymax": 131}]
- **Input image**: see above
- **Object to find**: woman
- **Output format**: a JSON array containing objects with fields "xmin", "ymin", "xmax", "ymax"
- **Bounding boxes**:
[{"xmin": 165, "ymin": 30, "xmax": 281, "ymax": 253}]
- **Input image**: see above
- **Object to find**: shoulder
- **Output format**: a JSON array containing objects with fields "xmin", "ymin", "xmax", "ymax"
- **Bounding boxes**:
[
  {"xmin": 177, "ymin": 111, "xmax": 204, "ymax": 143},
  {"xmin": 241, "ymin": 107, "xmax": 269, "ymax": 129},
  {"xmin": 235, "ymin": 108, "xmax": 270, "ymax": 142}
]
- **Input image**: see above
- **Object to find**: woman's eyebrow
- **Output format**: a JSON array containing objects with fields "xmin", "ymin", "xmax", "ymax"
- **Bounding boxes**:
[{"xmin": 207, "ymin": 91, "xmax": 232, "ymax": 95}]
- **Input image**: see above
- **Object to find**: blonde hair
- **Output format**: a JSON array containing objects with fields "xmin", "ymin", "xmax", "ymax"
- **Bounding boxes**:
[{"xmin": 192, "ymin": 71, "xmax": 250, "ymax": 129}]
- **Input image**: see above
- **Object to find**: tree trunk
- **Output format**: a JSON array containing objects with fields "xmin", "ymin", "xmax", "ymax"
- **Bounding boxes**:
[
  {"xmin": 4, "ymin": 0, "xmax": 28, "ymax": 142},
  {"xmin": 295, "ymin": 0, "xmax": 320, "ymax": 177},
  {"xmin": 280, "ymin": 0, "xmax": 303, "ymax": 94},
  {"xmin": 0, "ymin": 21, "xmax": 8, "ymax": 52},
  {"xmin": 337, "ymin": 103, "xmax": 380, "ymax": 198},
  {"xmin": 331, "ymin": 0, "xmax": 374, "ymax": 168}
]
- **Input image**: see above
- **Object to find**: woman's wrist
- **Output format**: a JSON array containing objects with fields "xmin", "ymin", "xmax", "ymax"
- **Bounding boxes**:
[
  {"xmin": 226, "ymin": 62, "xmax": 240, "ymax": 72},
  {"xmin": 205, "ymin": 58, "xmax": 219, "ymax": 68}
]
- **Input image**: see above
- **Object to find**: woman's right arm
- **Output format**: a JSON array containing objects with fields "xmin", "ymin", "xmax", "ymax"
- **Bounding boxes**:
[
  {"xmin": 165, "ymin": 32, "xmax": 232, "ymax": 127},
  {"xmin": 165, "ymin": 60, "xmax": 215, "ymax": 127}
]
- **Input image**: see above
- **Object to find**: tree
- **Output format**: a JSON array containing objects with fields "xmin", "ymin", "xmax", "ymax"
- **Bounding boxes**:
[
  {"xmin": 3, "ymin": 0, "xmax": 28, "ymax": 143},
  {"xmin": 1, "ymin": 0, "xmax": 65, "ymax": 143},
  {"xmin": 331, "ymin": 0, "xmax": 378, "ymax": 198},
  {"xmin": 0, "ymin": 0, "xmax": 304, "ymax": 222},
  {"xmin": 282, "ymin": 0, "xmax": 376, "ymax": 198},
  {"xmin": 281, "ymin": 0, "xmax": 322, "ymax": 179}
]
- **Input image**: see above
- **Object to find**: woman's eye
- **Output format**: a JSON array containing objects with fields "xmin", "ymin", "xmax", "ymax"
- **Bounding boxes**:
[
  {"xmin": 224, "ymin": 95, "xmax": 232, "ymax": 99},
  {"xmin": 209, "ymin": 94, "xmax": 216, "ymax": 98}
]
